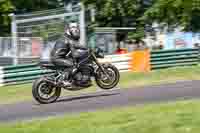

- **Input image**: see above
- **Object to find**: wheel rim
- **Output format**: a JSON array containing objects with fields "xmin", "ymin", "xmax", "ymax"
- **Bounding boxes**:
[
  {"xmin": 99, "ymin": 68, "xmax": 116, "ymax": 86},
  {"xmin": 38, "ymin": 82, "xmax": 57, "ymax": 100}
]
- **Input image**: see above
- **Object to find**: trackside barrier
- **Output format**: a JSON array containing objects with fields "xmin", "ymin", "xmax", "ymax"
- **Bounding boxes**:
[
  {"xmin": 130, "ymin": 49, "xmax": 151, "ymax": 72},
  {"xmin": 0, "ymin": 48, "xmax": 199, "ymax": 86},
  {"xmin": 151, "ymin": 48, "xmax": 199, "ymax": 70},
  {"xmin": 0, "ymin": 63, "xmax": 54, "ymax": 86},
  {"xmin": 98, "ymin": 53, "xmax": 132, "ymax": 72},
  {"xmin": 0, "ymin": 54, "xmax": 133, "ymax": 86}
]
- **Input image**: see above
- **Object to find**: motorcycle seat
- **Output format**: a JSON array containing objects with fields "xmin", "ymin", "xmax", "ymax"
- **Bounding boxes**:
[
  {"xmin": 39, "ymin": 60, "xmax": 57, "ymax": 70},
  {"xmin": 39, "ymin": 60, "xmax": 67, "ymax": 70}
]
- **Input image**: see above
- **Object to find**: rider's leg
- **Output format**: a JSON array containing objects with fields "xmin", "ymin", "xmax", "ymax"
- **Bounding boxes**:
[
  {"xmin": 62, "ymin": 67, "xmax": 73, "ymax": 83},
  {"xmin": 55, "ymin": 58, "xmax": 74, "ymax": 86},
  {"xmin": 51, "ymin": 57, "xmax": 74, "ymax": 86}
]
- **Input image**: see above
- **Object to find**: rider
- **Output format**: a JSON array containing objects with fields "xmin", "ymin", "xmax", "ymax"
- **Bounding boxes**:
[{"xmin": 50, "ymin": 22, "xmax": 87, "ymax": 87}]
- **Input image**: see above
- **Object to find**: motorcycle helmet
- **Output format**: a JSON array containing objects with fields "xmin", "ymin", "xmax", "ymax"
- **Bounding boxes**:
[{"xmin": 65, "ymin": 22, "xmax": 80, "ymax": 41}]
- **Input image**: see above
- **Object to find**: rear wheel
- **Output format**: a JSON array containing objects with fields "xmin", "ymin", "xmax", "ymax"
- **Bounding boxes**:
[
  {"xmin": 32, "ymin": 77, "xmax": 61, "ymax": 104},
  {"xmin": 95, "ymin": 64, "xmax": 120, "ymax": 89}
]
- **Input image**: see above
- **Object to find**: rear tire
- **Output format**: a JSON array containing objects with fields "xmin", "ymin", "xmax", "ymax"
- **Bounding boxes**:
[
  {"xmin": 32, "ymin": 77, "xmax": 61, "ymax": 104},
  {"xmin": 95, "ymin": 64, "xmax": 120, "ymax": 90}
]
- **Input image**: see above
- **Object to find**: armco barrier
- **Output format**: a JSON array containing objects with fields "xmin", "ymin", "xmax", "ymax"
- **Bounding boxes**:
[
  {"xmin": 0, "ymin": 54, "xmax": 133, "ymax": 86},
  {"xmin": 99, "ymin": 53, "xmax": 132, "ymax": 72},
  {"xmin": 0, "ymin": 63, "xmax": 55, "ymax": 86},
  {"xmin": 0, "ymin": 48, "xmax": 199, "ymax": 86},
  {"xmin": 151, "ymin": 48, "xmax": 199, "ymax": 70}
]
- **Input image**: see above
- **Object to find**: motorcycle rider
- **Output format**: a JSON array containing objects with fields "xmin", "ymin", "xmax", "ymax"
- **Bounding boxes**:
[{"xmin": 50, "ymin": 22, "xmax": 87, "ymax": 87}]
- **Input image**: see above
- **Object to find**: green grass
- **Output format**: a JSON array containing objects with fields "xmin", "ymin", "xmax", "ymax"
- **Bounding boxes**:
[
  {"xmin": 1, "ymin": 99, "xmax": 200, "ymax": 133},
  {"xmin": 120, "ymin": 66, "xmax": 200, "ymax": 88},
  {"xmin": 1, "ymin": 66, "xmax": 200, "ymax": 104}
]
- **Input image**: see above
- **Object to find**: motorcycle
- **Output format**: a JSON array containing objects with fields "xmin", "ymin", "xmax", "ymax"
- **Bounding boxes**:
[{"xmin": 32, "ymin": 47, "xmax": 120, "ymax": 104}]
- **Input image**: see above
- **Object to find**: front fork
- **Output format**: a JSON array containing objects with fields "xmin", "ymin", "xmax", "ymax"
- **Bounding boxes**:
[{"xmin": 92, "ymin": 53, "xmax": 111, "ymax": 80}]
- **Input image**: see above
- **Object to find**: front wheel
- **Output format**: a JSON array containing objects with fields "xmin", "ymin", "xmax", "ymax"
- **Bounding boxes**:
[
  {"xmin": 95, "ymin": 64, "xmax": 120, "ymax": 89},
  {"xmin": 32, "ymin": 77, "xmax": 61, "ymax": 104}
]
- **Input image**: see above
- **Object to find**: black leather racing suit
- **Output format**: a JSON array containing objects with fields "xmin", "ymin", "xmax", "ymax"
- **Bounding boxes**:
[{"xmin": 50, "ymin": 36, "xmax": 87, "ymax": 80}]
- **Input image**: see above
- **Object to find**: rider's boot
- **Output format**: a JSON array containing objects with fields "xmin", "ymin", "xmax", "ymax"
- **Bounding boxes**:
[{"xmin": 62, "ymin": 69, "xmax": 72, "ymax": 87}]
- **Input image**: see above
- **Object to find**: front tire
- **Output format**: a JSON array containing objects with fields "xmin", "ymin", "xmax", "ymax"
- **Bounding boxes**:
[
  {"xmin": 95, "ymin": 64, "xmax": 120, "ymax": 89},
  {"xmin": 32, "ymin": 77, "xmax": 61, "ymax": 104}
]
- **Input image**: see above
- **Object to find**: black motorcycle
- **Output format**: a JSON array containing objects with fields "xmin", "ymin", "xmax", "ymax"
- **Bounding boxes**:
[{"xmin": 32, "ymin": 47, "xmax": 120, "ymax": 104}]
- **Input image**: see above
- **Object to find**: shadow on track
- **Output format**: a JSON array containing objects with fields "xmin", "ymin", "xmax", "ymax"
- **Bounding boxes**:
[{"xmin": 56, "ymin": 92, "xmax": 120, "ymax": 103}]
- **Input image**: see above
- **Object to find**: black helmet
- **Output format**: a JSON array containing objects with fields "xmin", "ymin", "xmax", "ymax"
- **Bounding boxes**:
[{"xmin": 65, "ymin": 22, "xmax": 80, "ymax": 41}]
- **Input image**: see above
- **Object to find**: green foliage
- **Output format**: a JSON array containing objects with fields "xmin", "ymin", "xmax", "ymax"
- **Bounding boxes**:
[
  {"xmin": 12, "ymin": 0, "xmax": 63, "ymax": 13},
  {"xmin": 2, "ymin": 0, "xmax": 200, "ymax": 37},
  {"xmin": 83, "ymin": 0, "xmax": 148, "ymax": 26},
  {"xmin": 84, "ymin": 0, "xmax": 200, "ymax": 38},
  {"xmin": 0, "ymin": 0, "xmax": 63, "ymax": 36},
  {"xmin": 0, "ymin": 0, "xmax": 14, "ymax": 36},
  {"xmin": 127, "ymin": 23, "xmax": 146, "ymax": 41},
  {"xmin": 143, "ymin": 0, "xmax": 200, "ymax": 32},
  {"xmin": 82, "ymin": 0, "xmax": 152, "ymax": 40},
  {"xmin": 12, "ymin": 0, "xmax": 47, "ymax": 12}
]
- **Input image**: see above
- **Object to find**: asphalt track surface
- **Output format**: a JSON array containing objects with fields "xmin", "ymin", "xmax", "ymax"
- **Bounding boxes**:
[{"xmin": 1, "ymin": 80, "xmax": 200, "ymax": 123}]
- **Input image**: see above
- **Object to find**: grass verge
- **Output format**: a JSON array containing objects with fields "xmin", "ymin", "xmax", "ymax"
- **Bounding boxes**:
[
  {"xmin": 1, "ymin": 99, "xmax": 200, "ymax": 133},
  {"xmin": 1, "ymin": 66, "xmax": 200, "ymax": 104}
]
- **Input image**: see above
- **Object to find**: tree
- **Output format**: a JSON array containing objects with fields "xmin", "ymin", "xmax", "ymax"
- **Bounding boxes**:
[
  {"xmin": 0, "ymin": 0, "xmax": 64, "ymax": 36},
  {"xmin": 143, "ymin": 0, "xmax": 200, "ymax": 32},
  {"xmin": 0, "ymin": 0, "xmax": 14, "ymax": 36},
  {"xmin": 12, "ymin": 0, "xmax": 60, "ymax": 13},
  {"xmin": 82, "ymin": 0, "xmax": 153, "ymax": 41}
]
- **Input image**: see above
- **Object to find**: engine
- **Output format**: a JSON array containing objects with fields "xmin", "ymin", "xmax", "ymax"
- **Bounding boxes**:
[{"xmin": 73, "ymin": 66, "xmax": 93, "ymax": 87}]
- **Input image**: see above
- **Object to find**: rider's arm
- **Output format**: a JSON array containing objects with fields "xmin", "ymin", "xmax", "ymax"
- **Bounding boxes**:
[
  {"xmin": 73, "ymin": 43, "xmax": 88, "ymax": 50},
  {"xmin": 68, "ymin": 42, "xmax": 77, "ymax": 58}
]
